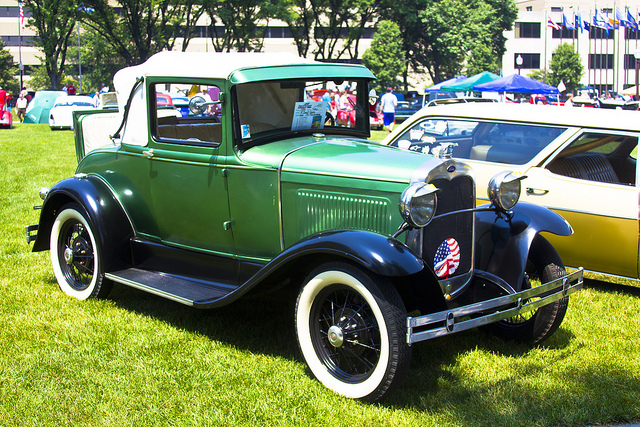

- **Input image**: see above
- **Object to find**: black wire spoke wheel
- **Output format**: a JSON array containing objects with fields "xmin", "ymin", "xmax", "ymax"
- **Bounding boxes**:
[
  {"xmin": 50, "ymin": 204, "xmax": 111, "ymax": 300},
  {"xmin": 484, "ymin": 235, "xmax": 569, "ymax": 345},
  {"xmin": 502, "ymin": 273, "xmax": 539, "ymax": 324},
  {"xmin": 57, "ymin": 220, "xmax": 95, "ymax": 291},
  {"xmin": 310, "ymin": 284, "xmax": 381, "ymax": 383},
  {"xmin": 296, "ymin": 262, "xmax": 410, "ymax": 402}
]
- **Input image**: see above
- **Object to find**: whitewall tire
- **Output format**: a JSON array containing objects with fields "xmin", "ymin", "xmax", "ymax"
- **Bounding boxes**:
[
  {"xmin": 295, "ymin": 262, "xmax": 410, "ymax": 402},
  {"xmin": 50, "ymin": 204, "xmax": 111, "ymax": 300}
]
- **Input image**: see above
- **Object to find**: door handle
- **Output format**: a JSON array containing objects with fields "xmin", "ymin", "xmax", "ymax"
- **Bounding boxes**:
[
  {"xmin": 526, "ymin": 187, "xmax": 549, "ymax": 196},
  {"xmin": 142, "ymin": 149, "xmax": 154, "ymax": 158}
]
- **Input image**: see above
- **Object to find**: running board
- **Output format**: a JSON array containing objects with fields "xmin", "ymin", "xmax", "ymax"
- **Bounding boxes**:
[{"xmin": 105, "ymin": 268, "xmax": 234, "ymax": 307}]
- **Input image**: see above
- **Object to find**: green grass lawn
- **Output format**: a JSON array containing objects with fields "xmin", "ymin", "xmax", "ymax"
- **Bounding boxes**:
[{"xmin": 1, "ymin": 123, "xmax": 639, "ymax": 426}]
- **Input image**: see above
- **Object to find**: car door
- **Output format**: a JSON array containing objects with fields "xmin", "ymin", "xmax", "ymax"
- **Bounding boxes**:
[
  {"xmin": 522, "ymin": 131, "xmax": 639, "ymax": 278},
  {"xmin": 145, "ymin": 81, "xmax": 235, "ymax": 257}
]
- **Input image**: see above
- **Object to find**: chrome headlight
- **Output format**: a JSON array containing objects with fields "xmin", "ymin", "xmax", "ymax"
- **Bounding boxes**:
[
  {"xmin": 487, "ymin": 171, "xmax": 526, "ymax": 211},
  {"xmin": 399, "ymin": 183, "xmax": 438, "ymax": 228}
]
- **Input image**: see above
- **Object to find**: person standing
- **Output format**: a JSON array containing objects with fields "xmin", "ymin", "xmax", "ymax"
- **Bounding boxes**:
[
  {"xmin": 379, "ymin": 87, "xmax": 398, "ymax": 133},
  {"xmin": 15, "ymin": 92, "xmax": 28, "ymax": 122}
]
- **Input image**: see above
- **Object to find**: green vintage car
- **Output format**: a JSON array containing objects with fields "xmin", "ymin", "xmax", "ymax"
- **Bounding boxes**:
[{"xmin": 26, "ymin": 52, "xmax": 582, "ymax": 403}]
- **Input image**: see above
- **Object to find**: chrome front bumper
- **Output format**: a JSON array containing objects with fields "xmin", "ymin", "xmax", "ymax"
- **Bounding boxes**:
[{"xmin": 407, "ymin": 268, "xmax": 583, "ymax": 344}]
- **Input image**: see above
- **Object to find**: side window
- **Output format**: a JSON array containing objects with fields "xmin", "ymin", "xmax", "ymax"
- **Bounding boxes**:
[
  {"xmin": 152, "ymin": 83, "xmax": 223, "ymax": 145},
  {"xmin": 546, "ymin": 132, "xmax": 638, "ymax": 185}
]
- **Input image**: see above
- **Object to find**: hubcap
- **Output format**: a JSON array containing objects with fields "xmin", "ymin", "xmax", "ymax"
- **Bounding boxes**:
[
  {"xmin": 327, "ymin": 325, "xmax": 344, "ymax": 347},
  {"xmin": 64, "ymin": 247, "xmax": 74, "ymax": 264}
]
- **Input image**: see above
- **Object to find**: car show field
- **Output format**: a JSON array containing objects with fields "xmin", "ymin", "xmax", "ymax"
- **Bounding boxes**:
[{"xmin": 1, "ymin": 121, "xmax": 639, "ymax": 426}]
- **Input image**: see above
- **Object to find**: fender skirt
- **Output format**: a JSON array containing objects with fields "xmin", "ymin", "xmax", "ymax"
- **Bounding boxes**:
[
  {"xmin": 474, "ymin": 201, "xmax": 573, "ymax": 292},
  {"xmin": 32, "ymin": 175, "xmax": 133, "ymax": 272}
]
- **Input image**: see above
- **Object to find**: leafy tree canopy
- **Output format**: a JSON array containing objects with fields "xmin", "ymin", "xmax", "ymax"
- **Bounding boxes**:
[
  {"xmin": 0, "ymin": 40, "xmax": 20, "ymax": 94},
  {"xmin": 549, "ymin": 43, "xmax": 584, "ymax": 94},
  {"xmin": 22, "ymin": 0, "xmax": 78, "ymax": 90},
  {"xmin": 362, "ymin": 20, "xmax": 406, "ymax": 93}
]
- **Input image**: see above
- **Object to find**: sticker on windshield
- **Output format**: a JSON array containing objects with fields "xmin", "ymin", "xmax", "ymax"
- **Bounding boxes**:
[
  {"xmin": 434, "ymin": 238, "xmax": 460, "ymax": 278},
  {"xmin": 241, "ymin": 124, "xmax": 251, "ymax": 139}
]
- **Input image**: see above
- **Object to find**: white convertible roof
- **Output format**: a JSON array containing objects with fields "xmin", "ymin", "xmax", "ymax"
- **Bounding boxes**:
[{"xmin": 113, "ymin": 51, "xmax": 317, "ymax": 108}]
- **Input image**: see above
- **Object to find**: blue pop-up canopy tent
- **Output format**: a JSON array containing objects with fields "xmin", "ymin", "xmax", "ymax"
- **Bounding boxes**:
[
  {"xmin": 473, "ymin": 73, "xmax": 559, "ymax": 94},
  {"xmin": 440, "ymin": 71, "xmax": 500, "ymax": 92}
]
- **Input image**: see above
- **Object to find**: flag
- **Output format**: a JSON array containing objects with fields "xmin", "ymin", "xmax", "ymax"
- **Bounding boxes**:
[
  {"xmin": 608, "ymin": 10, "xmax": 620, "ymax": 29},
  {"xmin": 18, "ymin": 1, "xmax": 25, "ymax": 30},
  {"xmin": 616, "ymin": 6, "xmax": 629, "ymax": 27},
  {"xmin": 434, "ymin": 238, "xmax": 460, "ymax": 279},
  {"xmin": 575, "ymin": 12, "xmax": 584, "ymax": 33},
  {"xmin": 627, "ymin": 8, "xmax": 638, "ymax": 31},
  {"xmin": 558, "ymin": 80, "xmax": 567, "ymax": 92},
  {"xmin": 594, "ymin": 9, "xmax": 611, "ymax": 34},
  {"xmin": 547, "ymin": 17, "xmax": 562, "ymax": 31},
  {"xmin": 563, "ymin": 13, "xmax": 575, "ymax": 30}
]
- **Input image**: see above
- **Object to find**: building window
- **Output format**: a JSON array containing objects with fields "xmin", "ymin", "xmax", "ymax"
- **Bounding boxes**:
[
  {"xmin": 551, "ymin": 7, "xmax": 563, "ymax": 12},
  {"xmin": 589, "ymin": 27, "xmax": 615, "ymax": 40},
  {"xmin": 526, "ymin": 6, "xmax": 532, "ymax": 11},
  {"xmin": 625, "ymin": 27, "xmax": 640, "ymax": 40},
  {"xmin": 589, "ymin": 54, "xmax": 614, "ymax": 69},
  {"xmin": 623, "ymin": 54, "xmax": 640, "ymax": 70},
  {"xmin": 552, "ymin": 27, "xmax": 577, "ymax": 39},
  {"xmin": 515, "ymin": 22, "xmax": 541, "ymax": 38},
  {"xmin": 515, "ymin": 53, "xmax": 540, "ymax": 69}
]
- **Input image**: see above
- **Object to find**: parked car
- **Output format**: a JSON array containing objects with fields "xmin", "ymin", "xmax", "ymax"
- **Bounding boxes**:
[
  {"xmin": 394, "ymin": 97, "xmax": 424, "ymax": 123},
  {"xmin": 0, "ymin": 89, "xmax": 12, "ymax": 128},
  {"xmin": 425, "ymin": 97, "xmax": 497, "ymax": 107},
  {"xmin": 26, "ymin": 52, "xmax": 582, "ymax": 403},
  {"xmin": 24, "ymin": 90, "xmax": 66, "ymax": 124},
  {"xmin": 48, "ymin": 95, "xmax": 96, "ymax": 130},
  {"xmin": 382, "ymin": 102, "xmax": 638, "ymax": 280}
]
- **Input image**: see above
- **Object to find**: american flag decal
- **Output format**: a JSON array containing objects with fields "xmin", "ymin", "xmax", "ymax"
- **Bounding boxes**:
[{"xmin": 434, "ymin": 238, "xmax": 460, "ymax": 278}]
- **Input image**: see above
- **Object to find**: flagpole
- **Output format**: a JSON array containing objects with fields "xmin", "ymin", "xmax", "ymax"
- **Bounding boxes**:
[
  {"xmin": 545, "ymin": 10, "xmax": 549, "ymax": 83},
  {"xmin": 18, "ymin": 1, "xmax": 23, "ymax": 90}
]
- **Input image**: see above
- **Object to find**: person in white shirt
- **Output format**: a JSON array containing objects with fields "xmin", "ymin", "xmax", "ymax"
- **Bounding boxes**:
[
  {"xmin": 15, "ymin": 93, "xmax": 28, "ymax": 122},
  {"xmin": 379, "ymin": 87, "xmax": 398, "ymax": 133}
]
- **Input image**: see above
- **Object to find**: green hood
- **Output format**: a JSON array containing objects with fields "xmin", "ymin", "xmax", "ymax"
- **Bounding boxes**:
[{"xmin": 239, "ymin": 136, "xmax": 431, "ymax": 185}]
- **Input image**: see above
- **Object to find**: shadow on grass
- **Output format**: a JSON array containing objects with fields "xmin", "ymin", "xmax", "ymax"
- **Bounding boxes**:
[
  {"xmin": 584, "ymin": 278, "xmax": 640, "ymax": 298},
  {"xmin": 99, "ymin": 280, "xmax": 638, "ymax": 427}
]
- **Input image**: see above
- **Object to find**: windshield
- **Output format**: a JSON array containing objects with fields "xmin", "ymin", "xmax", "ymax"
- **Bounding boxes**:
[
  {"xmin": 234, "ymin": 78, "xmax": 369, "ymax": 145},
  {"xmin": 390, "ymin": 118, "xmax": 567, "ymax": 165}
]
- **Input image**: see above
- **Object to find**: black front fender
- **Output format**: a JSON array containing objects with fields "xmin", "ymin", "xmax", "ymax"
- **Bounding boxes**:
[
  {"xmin": 32, "ymin": 175, "xmax": 133, "ymax": 272},
  {"xmin": 276, "ymin": 229, "xmax": 426, "ymax": 277},
  {"xmin": 474, "ymin": 202, "xmax": 572, "ymax": 291}
]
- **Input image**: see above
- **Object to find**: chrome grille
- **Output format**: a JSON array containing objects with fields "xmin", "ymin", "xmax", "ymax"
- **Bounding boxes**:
[{"xmin": 422, "ymin": 176, "xmax": 474, "ymax": 279}]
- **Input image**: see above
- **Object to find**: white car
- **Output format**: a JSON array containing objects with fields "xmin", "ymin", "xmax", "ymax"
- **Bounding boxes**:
[
  {"xmin": 383, "ymin": 103, "xmax": 639, "ymax": 280},
  {"xmin": 48, "ymin": 95, "xmax": 96, "ymax": 130}
]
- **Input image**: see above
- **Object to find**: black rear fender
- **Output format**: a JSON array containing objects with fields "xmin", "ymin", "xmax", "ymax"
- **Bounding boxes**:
[{"xmin": 32, "ymin": 175, "xmax": 133, "ymax": 272}]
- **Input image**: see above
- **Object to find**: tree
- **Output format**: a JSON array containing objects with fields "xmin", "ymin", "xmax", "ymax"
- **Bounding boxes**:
[
  {"xmin": 362, "ymin": 20, "xmax": 405, "ymax": 93},
  {"xmin": 204, "ymin": 0, "xmax": 277, "ymax": 52},
  {"xmin": 0, "ymin": 40, "xmax": 19, "ymax": 94},
  {"xmin": 278, "ymin": 0, "xmax": 382, "ymax": 61},
  {"xmin": 21, "ymin": 0, "xmax": 78, "ymax": 90},
  {"xmin": 65, "ymin": 26, "xmax": 126, "ymax": 93},
  {"xmin": 381, "ymin": 0, "xmax": 516, "ymax": 86},
  {"xmin": 80, "ymin": 0, "xmax": 188, "ymax": 66},
  {"xmin": 549, "ymin": 43, "xmax": 584, "ymax": 94}
]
